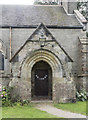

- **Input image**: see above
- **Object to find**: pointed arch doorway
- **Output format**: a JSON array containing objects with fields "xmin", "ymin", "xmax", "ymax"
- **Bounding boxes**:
[{"xmin": 31, "ymin": 60, "xmax": 52, "ymax": 100}]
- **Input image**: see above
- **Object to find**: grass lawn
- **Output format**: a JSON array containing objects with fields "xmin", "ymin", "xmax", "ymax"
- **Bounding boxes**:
[
  {"xmin": 2, "ymin": 105, "xmax": 59, "ymax": 118},
  {"xmin": 54, "ymin": 101, "xmax": 87, "ymax": 115}
]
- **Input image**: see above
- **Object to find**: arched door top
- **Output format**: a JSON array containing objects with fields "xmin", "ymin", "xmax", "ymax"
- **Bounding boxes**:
[{"xmin": 21, "ymin": 49, "xmax": 63, "ymax": 79}]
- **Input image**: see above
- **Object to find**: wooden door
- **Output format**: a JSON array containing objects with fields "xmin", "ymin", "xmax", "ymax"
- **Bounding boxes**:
[{"xmin": 35, "ymin": 69, "xmax": 48, "ymax": 96}]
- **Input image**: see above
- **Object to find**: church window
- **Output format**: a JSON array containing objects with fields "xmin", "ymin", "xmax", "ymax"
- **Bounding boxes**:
[{"xmin": 0, "ymin": 51, "xmax": 4, "ymax": 70}]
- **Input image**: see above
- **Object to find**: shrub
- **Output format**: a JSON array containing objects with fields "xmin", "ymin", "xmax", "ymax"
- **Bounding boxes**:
[
  {"xmin": 21, "ymin": 99, "xmax": 29, "ymax": 106},
  {"xmin": 0, "ymin": 86, "xmax": 30, "ymax": 106},
  {"xmin": 76, "ymin": 89, "xmax": 87, "ymax": 101},
  {"xmin": 13, "ymin": 100, "xmax": 30, "ymax": 106},
  {"xmin": 0, "ymin": 85, "xmax": 30, "ymax": 107},
  {"xmin": 0, "ymin": 86, "xmax": 12, "ymax": 106}
]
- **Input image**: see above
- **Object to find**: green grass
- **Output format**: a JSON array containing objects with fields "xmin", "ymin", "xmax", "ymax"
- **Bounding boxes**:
[
  {"xmin": 2, "ymin": 105, "xmax": 59, "ymax": 118},
  {"xmin": 54, "ymin": 101, "xmax": 87, "ymax": 115},
  {"xmin": 2, "ymin": 101, "xmax": 87, "ymax": 118}
]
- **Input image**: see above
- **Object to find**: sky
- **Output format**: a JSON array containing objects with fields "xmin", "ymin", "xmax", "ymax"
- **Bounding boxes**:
[{"xmin": 0, "ymin": 0, "xmax": 34, "ymax": 5}]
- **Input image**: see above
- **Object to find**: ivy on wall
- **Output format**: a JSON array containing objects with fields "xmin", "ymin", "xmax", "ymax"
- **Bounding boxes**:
[{"xmin": 77, "ymin": 0, "xmax": 88, "ymax": 20}]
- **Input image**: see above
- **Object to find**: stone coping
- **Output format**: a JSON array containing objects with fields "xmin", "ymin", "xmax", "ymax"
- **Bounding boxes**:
[{"xmin": 74, "ymin": 10, "xmax": 87, "ymax": 24}]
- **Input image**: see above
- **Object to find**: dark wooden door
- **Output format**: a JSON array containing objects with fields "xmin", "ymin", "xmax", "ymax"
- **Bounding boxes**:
[{"xmin": 35, "ymin": 69, "xmax": 48, "ymax": 96}]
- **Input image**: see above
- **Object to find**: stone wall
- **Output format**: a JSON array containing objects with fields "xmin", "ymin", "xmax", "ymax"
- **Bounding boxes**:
[{"xmin": 53, "ymin": 80, "xmax": 76, "ymax": 103}]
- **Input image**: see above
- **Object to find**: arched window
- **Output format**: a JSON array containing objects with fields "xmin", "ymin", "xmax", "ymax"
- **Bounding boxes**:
[
  {"xmin": 0, "ymin": 40, "xmax": 5, "ymax": 71},
  {"xmin": 0, "ymin": 51, "xmax": 4, "ymax": 70}
]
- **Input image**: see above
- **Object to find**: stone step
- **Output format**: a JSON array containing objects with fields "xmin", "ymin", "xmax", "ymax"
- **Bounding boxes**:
[{"xmin": 31, "ymin": 100, "xmax": 53, "ymax": 103}]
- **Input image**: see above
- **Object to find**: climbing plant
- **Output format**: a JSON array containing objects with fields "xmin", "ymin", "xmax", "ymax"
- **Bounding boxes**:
[
  {"xmin": 0, "ymin": 86, "xmax": 12, "ymax": 106},
  {"xmin": 76, "ymin": 89, "xmax": 87, "ymax": 101},
  {"xmin": 77, "ymin": 0, "xmax": 88, "ymax": 20},
  {"xmin": 34, "ymin": 0, "xmax": 59, "ymax": 5}
]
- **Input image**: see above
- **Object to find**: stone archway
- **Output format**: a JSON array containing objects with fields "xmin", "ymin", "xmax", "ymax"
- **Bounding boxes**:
[
  {"xmin": 21, "ymin": 49, "xmax": 63, "ymax": 79},
  {"xmin": 21, "ymin": 49, "xmax": 63, "ymax": 101},
  {"xmin": 31, "ymin": 60, "xmax": 52, "ymax": 100}
]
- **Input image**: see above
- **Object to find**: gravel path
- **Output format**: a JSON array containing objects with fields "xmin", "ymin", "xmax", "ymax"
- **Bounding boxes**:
[{"xmin": 36, "ymin": 103, "xmax": 87, "ymax": 118}]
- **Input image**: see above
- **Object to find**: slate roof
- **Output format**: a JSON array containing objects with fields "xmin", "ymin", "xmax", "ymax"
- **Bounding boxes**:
[{"xmin": 0, "ymin": 5, "xmax": 82, "ymax": 27}]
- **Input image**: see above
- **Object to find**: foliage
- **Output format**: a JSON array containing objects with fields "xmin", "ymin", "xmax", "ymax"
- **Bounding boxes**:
[
  {"xmin": 0, "ymin": 85, "xmax": 31, "ymax": 107},
  {"xmin": 0, "ymin": 86, "xmax": 12, "ymax": 107},
  {"xmin": 34, "ymin": 0, "xmax": 58, "ymax": 5},
  {"xmin": 21, "ymin": 99, "xmax": 29, "ymax": 105},
  {"xmin": 76, "ymin": 89, "xmax": 87, "ymax": 101},
  {"xmin": 77, "ymin": 0, "xmax": 88, "ymax": 20},
  {"xmin": 13, "ymin": 99, "xmax": 30, "ymax": 106}
]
